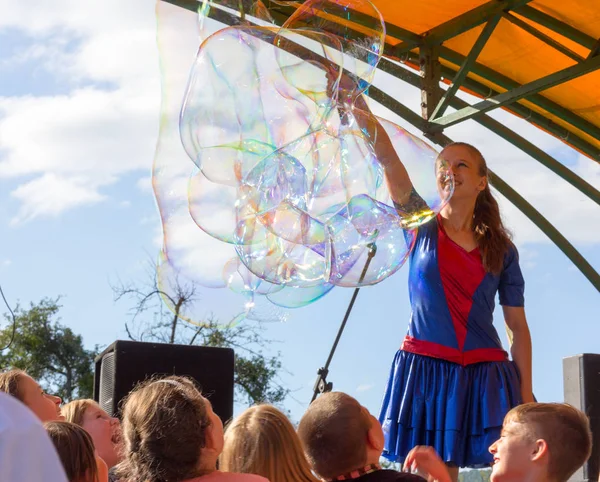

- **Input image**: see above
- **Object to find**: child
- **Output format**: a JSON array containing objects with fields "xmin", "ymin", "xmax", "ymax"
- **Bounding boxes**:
[
  {"xmin": 405, "ymin": 402, "xmax": 592, "ymax": 482},
  {"xmin": 220, "ymin": 404, "xmax": 320, "ymax": 482},
  {"xmin": 298, "ymin": 392, "xmax": 444, "ymax": 482},
  {"xmin": 63, "ymin": 399, "xmax": 122, "ymax": 470},
  {"xmin": 0, "ymin": 369, "xmax": 63, "ymax": 422},
  {"xmin": 45, "ymin": 421, "xmax": 109, "ymax": 482},
  {"xmin": 116, "ymin": 375, "xmax": 270, "ymax": 482}
]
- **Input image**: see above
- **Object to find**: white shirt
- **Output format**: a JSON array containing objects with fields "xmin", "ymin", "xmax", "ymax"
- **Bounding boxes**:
[{"xmin": 0, "ymin": 392, "xmax": 68, "ymax": 482}]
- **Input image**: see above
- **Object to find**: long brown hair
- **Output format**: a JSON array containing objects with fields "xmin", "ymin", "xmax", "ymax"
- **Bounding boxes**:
[
  {"xmin": 45, "ymin": 421, "xmax": 99, "ymax": 482},
  {"xmin": 443, "ymin": 142, "xmax": 512, "ymax": 274},
  {"xmin": 220, "ymin": 405, "xmax": 320, "ymax": 482},
  {"xmin": 116, "ymin": 376, "xmax": 212, "ymax": 482}
]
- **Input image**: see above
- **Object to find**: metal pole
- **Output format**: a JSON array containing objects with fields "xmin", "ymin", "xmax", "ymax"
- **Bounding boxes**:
[{"xmin": 310, "ymin": 243, "xmax": 378, "ymax": 403}]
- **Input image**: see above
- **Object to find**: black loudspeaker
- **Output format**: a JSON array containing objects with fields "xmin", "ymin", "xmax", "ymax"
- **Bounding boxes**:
[
  {"xmin": 564, "ymin": 354, "xmax": 600, "ymax": 482},
  {"xmin": 93, "ymin": 340, "xmax": 234, "ymax": 423}
]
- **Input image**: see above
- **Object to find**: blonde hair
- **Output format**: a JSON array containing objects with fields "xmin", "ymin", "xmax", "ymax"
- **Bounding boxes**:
[
  {"xmin": 220, "ymin": 405, "xmax": 319, "ymax": 482},
  {"xmin": 505, "ymin": 402, "xmax": 592, "ymax": 482},
  {"xmin": 62, "ymin": 399, "xmax": 98, "ymax": 426},
  {"xmin": 45, "ymin": 421, "xmax": 99, "ymax": 482},
  {"xmin": 0, "ymin": 369, "xmax": 26, "ymax": 401},
  {"xmin": 116, "ymin": 376, "xmax": 212, "ymax": 482}
]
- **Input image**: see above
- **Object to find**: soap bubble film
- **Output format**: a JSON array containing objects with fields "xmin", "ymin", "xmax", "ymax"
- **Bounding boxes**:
[{"xmin": 153, "ymin": 0, "xmax": 453, "ymax": 325}]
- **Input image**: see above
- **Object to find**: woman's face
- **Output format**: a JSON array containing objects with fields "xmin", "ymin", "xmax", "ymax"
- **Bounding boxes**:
[
  {"xmin": 19, "ymin": 374, "xmax": 63, "ymax": 422},
  {"xmin": 437, "ymin": 145, "xmax": 486, "ymax": 202},
  {"xmin": 81, "ymin": 403, "xmax": 122, "ymax": 468}
]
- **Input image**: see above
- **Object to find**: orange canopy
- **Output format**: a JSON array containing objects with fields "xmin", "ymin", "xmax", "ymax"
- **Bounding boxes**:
[
  {"xmin": 266, "ymin": 0, "xmax": 600, "ymax": 160},
  {"xmin": 163, "ymin": 0, "xmax": 600, "ymax": 289}
]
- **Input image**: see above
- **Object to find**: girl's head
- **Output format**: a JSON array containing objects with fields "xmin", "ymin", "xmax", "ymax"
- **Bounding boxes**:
[
  {"xmin": 220, "ymin": 405, "xmax": 319, "ymax": 482},
  {"xmin": 0, "ymin": 369, "xmax": 63, "ymax": 422},
  {"xmin": 45, "ymin": 420, "xmax": 103, "ymax": 482},
  {"xmin": 117, "ymin": 376, "xmax": 224, "ymax": 482},
  {"xmin": 62, "ymin": 399, "xmax": 122, "ymax": 469},
  {"xmin": 438, "ymin": 142, "xmax": 512, "ymax": 274}
]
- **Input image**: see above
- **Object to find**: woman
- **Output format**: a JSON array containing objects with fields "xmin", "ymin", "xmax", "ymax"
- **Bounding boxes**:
[
  {"xmin": 115, "ymin": 375, "xmax": 270, "ymax": 482},
  {"xmin": 0, "ymin": 368, "xmax": 63, "ymax": 422},
  {"xmin": 45, "ymin": 420, "xmax": 109, "ymax": 482},
  {"xmin": 376, "ymin": 137, "xmax": 533, "ymax": 481},
  {"xmin": 62, "ymin": 399, "xmax": 122, "ymax": 471},
  {"xmin": 220, "ymin": 405, "xmax": 320, "ymax": 482},
  {"xmin": 326, "ymin": 70, "xmax": 532, "ymax": 480}
]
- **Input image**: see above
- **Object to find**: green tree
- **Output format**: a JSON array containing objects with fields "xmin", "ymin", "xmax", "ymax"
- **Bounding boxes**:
[
  {"xmin": 0, "ymin": 297, "xmax": 97, "ymax": 401},
  {"xmin": 112, "ymin": 265, "xmax": 290, "ymax": 406}
]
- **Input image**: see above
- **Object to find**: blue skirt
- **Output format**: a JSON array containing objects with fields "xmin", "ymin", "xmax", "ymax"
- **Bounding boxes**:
[{"xmin": 378, "ymin": 350, "xmax": 522, "ymax": 468}]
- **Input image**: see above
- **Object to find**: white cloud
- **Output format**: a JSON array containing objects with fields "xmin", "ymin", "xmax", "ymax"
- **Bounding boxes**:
[
  {"xmin": 518, "ymin": 246, "xmax": 540, "ymax": 269},
  {"xmin": 0, "ymin": 0, "xmax": 165, "ymax": 223},
  {"xmin": 1, "ymin": 259, "xmax": 11, "ymax": 267},
  {"xmin": 10, "ymin": 173, "xmax": 105, "ymax": 225},
  {"xmin": 356, "ymin": 383, "xmax": 374, "ymax": 393}
]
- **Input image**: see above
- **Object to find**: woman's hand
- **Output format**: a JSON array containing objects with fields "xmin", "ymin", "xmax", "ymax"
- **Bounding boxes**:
[
  {"xmin": 404, "ymin": 446, "xmax": 452, "ymax": 482},
  {"xmin": 325, "ymin": 68, "xmax": 367, "ymax": 109}
]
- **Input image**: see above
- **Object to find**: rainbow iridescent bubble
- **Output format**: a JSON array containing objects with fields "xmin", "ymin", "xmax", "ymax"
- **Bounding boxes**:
[{"xmin": 153, "ymin": 0, "xmax": 453, "ymax": 325}]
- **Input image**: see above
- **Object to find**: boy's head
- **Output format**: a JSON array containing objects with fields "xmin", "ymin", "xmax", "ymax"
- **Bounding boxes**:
[
  {"xmin": 489, "ymin": 402, "xmax": 592, "ymax": 482},
  {"xmin": 297, "ymin": 392, "xmax": 384, "ymax": 480}
]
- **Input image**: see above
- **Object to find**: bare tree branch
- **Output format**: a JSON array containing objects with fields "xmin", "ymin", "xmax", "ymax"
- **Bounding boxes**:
[{"xmin": 112, "ymin": 259, "xmax": 290, "ymax": 406}]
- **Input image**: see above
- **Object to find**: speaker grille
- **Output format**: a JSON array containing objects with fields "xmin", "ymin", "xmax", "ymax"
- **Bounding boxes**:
[{"xmin": 99, "ymin": 352, "xmax": 116, "ymax": 417}]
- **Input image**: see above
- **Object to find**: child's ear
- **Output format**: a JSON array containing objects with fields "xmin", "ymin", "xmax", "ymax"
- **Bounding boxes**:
[
  {"xmin": 204, "ymin": 423, "xmax": 217, "ymax": 451},
  {"xmin": 531, "ymin": 439, "xmax": 549, "ymax": 462},
  {"xmin": 366, "ymin": 424, "xmax": 383, "ymax": 452}
]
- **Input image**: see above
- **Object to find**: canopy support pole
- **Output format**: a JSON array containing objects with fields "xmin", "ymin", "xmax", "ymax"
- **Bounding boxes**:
[
  {"xmin": 431, "ymin": 14, "xmax": 501, "ymax": 119},
  {"xmin": 392, "ymin": 0, "xmax": 533, "ymax": 55},
  {"xmin": 431, "ymin": 55, "xmax": 600, "ymax": 130}
]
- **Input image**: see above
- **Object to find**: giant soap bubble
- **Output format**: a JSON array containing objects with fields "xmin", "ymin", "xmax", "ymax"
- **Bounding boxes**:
[{"xmin": 153, "ymin": 0, "xmax": 453, "ymax": 325}]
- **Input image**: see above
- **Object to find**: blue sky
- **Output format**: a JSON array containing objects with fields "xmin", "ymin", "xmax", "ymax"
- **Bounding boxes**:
[{"xmin": 0, "ymin": 1, "xmax": 599, "ymax": 423}]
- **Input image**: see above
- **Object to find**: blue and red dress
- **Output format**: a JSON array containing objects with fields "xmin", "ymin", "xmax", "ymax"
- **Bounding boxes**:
[{"xmin": 379, "ymin": 215, "xmax": 524, "ymax": 468}]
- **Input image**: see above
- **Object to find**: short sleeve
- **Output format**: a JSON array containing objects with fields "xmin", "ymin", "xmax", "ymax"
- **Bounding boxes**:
[{"xmin": 499, "ymin": 245, "xmax": 525, "ymax": 307}]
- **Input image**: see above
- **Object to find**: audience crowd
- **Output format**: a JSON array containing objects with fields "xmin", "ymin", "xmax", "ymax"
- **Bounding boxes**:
[{"xmin": 0, "ymin": 368, "xmax": 593, "ymax": 482}]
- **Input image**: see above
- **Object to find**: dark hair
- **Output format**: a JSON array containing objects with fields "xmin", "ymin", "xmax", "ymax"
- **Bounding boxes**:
[
  {"xmin": 45, "ymin": 421, "xmax": 99, "ymax": 482},
  {"xmin": 117, "ymin": 376, "xmax": 212, "ymax": 482},
  {"xmin": 297, "ymin": 392, "xmax": 371, "ymax": 479},
  {"xmin": 442, "ymin": 142, "xmax": 512, "ymax": 274},
  {"xmin": 0, "ymin": 369, "xmax": 26, "ymax": 401},
  {"xmin": 505, "ymin": 403, "xmax": 592, "ymax": 482}
]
